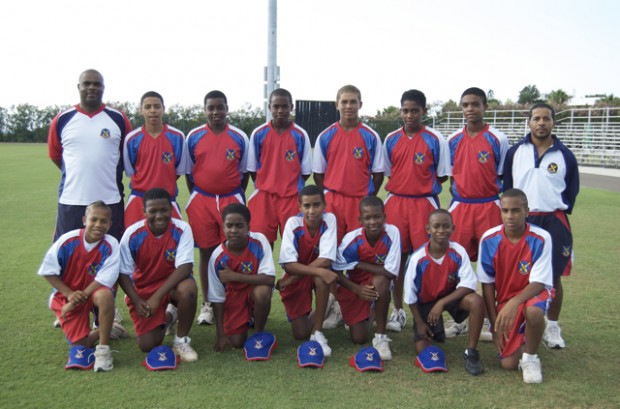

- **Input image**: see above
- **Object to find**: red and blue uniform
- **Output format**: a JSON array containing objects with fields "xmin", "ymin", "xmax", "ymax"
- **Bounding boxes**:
[
  {"xmin": 503, "ymin": 133, "xmax": 579, "ymax": 277},
  {"xmin": 207, "ymin": 232, "xmax": 275, "ymax": 335},
  {"xmin": 37, "ymin": 229, "xmax": 120, "ymax": 343},
  {"xmin": 247, "ymin": 122, "xmax": 312, "ymax": 242},
  {"xmin": 446, "ymin": 124, "xmax": 509, "ymax": 260},
  {"xmin": 185, "ymin": 124, "xmax": 249, "ymax": 248},
  {"xmin": 334, "ymin": 224, "xmax": 401, "ymax": 325},
  {"xmin": 123, "ymin": 124, "xmax": 188, "ymax": 226},
  {"xmin": 119, "ymin": 218, "xmax": 194, "ymax": 336},
  {"xmin": 278, "ymin": 212, "xmax": 337, "ymax": 320},
  {"xmin": 313, "ymin": 121, "xmax": 385, "ymax": 242},
  {"xmin": 383, "ymin": 125, "xmax": 449, "ymax": 252}
]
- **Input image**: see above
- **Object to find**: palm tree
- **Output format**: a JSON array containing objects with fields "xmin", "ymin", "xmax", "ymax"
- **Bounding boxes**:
[{"xmin": 546, "ymin": 89, "xmax": 571, "ymax": 108}]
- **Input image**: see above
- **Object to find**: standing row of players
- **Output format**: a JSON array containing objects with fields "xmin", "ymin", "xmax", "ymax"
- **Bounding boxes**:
[{"xmin": 41, "ymin": 69, "xmax": 579, "ymax": 382}]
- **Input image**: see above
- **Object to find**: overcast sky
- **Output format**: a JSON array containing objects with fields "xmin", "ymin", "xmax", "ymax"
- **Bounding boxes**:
[{"xmin": 1, "ymin": 0, "xmax": 618, "ymax": 114}]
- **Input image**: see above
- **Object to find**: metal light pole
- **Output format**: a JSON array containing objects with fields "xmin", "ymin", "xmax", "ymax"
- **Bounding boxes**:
[{"xmin": 264, "ymin": 0, "xmax": 279, "ymax": 120}]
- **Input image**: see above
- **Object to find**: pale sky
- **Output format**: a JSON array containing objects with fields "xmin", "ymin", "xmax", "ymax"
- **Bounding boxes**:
[{"xmin": 1, "ymin": 0, "xmax": 618, "ymax": 114}]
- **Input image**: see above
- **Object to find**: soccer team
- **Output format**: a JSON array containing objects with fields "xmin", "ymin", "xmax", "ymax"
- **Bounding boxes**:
[{"xmin": 38, "ymin": 69, "xmax": 579, "ymax": 383}]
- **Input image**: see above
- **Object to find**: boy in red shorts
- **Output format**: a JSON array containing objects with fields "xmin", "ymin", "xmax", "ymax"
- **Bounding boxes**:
[
  {"xmin": 119, "ymin": 188, "xmax": 198, "ymax": 362},
  {"xmin": 208, "ymin": 204, "xmax": 276, "ymax": 351},
  {"xmin": 333, "ymin": 196, "xmax": 401, "ymax": 361},
  {"xmin": 38, "ymin": 201, "xmax": 120, "ymax": 371},
  {"xmin": 277, "ymin": 185, "xmax": 338, "ymax": 356}
]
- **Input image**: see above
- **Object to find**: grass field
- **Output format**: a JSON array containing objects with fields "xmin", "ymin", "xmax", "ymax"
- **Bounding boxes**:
[{"xmin": 1, "ymin": 143, "xmax": 619, "ymax": 409}]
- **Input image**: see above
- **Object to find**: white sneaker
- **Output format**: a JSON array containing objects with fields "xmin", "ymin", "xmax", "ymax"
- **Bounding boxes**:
[
  {"xmin": 110, "ymin": 322, "xmax": 129, "ymax": 340},
  {"xmin": 445, "ymin": 318, "xmax": 469, "ymax": 338},
  {"xmin": 310, "ymin": 331, "xmax": 332, "ymax": 357},
  {"xmin": 94, "ymin": 345, "xmax": 114, "ymax": 372},
  {"xmin": 479, "ymin": 318, "xmax": 493, "ymax": 342},
  {"xmin": 165, "ymin": 304, "xmax": 178, "ymax": 336},
  {"xmin": 519, "ymin": 355, "xmax": 543, "ymax": 384},
  {"xmin": 197, "ymin": 302, "xmax": 214, "ymax": 325},
  {"xmin": 372, "ymin": 334, "xmax": 392, "ymax": 361},
  {"xmin": 173, "ymin": 336, "xmax": 198, "ymax": 362},
  {"xmin": 543, "ymin": 324, "xmax": 566, "ymax": 349},
  {"xmin": 386, "ymin": 308, "xmax": 407, "ymax": 332},
  {"xmin": 323, "ymin": 301, "xmax": 343, "ymax": 329},
  {"xmin": 53, "ymin": 318, "xmax": 61, "ymax": 328}
]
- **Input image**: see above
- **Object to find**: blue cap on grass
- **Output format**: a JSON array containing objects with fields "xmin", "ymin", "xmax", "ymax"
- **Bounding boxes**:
[
  {"xmin": 415, "ymin": 345, "xmax": 448, "ymax": 373},
  {"xmin": 244, "ymin": 332, "xmax": 277, "ymax": 361},
  {"xmin": 65, "ymin": 345, "xmax": 95, "ymax": 370},
  {"xmin": 349, "ymin": 346, "xmax": 384, "ymax": 372},
  {"xmin": 143, "ymin": 345, "xmax": 179, "ymax": 371},
  {"xmin": 297, "ymin": 340, "xmax": 325, "ymax": 368}
]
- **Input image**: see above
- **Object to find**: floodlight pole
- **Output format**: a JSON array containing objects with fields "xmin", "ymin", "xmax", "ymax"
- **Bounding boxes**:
[{"xmin": 264, "ymin": 0, "xmax": 279, "ymax": 120}]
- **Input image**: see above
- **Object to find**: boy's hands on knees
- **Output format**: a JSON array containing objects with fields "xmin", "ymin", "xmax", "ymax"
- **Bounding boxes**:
[
  {"xmin": 133, "ymin": 297, "xmax": 151, "ymax": 317},
  {"xmin": 494, "ymin": 299, "xmax": 519, "ymax": 351},
  {"xmin": 355, "ymin": 284, "xmax": 379, "ymax": 301},
  {"xmin": 214, "ymin": 334, "xmax": 232, "ymax": 352},
  {"xmin": 416, "ymin": 321, "xmax": 433, "ymax": 341},
  {"xmin": 61, "ymin": 302, "xmax": 75, "ymax": 319},
  {"xmin": 67, "ymin": 290, "xmax": 87, "ymax": 305}
]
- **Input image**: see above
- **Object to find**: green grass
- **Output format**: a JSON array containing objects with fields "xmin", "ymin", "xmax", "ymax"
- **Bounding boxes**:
[{"xmin": 1, "ymin": 143, "xmax": 619, "ymax": 408}]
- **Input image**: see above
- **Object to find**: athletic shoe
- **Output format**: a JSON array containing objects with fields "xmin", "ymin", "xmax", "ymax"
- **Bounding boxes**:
[
  {"xmin": 94, "ymin": 345, "xmax": 114, "ymax": 372},
  {"xmin": 463, "ymin": 348, "xmax": 484, "ymax": 375},
  {"xmin": 543, "ymin": 324, "xmax": 566, "ymax": 349},
  {"xmin": 372, "ymin": 334, "xmax": 392, "ymax": 361},
  {"xmin": 310, "ymin": 331, "xmax": 332, "ymax": 357},
  {"xmin": 53, "ymin": 318, "xmax": 61, "ymax": 328},
  {"xmin": 445, "ymin": 318, "xmax": 469, "ymax": 338},
  {"xmin": 519, "ymin": 355, "xmax": 543, "ymax": 384},
  {"xmin": 323, "ymin": 301, "xmax": 343, "ymax": 330},
  {"xmin": 110, "ymin": 322, "xmax": 129, "ymax": 340},
  {"xmin": 165, "ymin": 304, "xmax": 178, "ymax": 336},
  {"xmin": 173, "ymin": 336, "xmax": 198, "ymax": 362},
  {"xmin": 197, "ymin": 302, "xmax": 214, "ymax": 325},
  {"xmin": 479, "ymin": 318, "xmax": 493, "ymax": 342},
  {"xmin": 386, "ymin": 308, "xmax": 407, "ymax": 332}
]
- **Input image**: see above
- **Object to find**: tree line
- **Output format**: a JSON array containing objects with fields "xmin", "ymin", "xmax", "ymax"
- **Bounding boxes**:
[{"xmin": 2, "ymin": 86, "xmax": 619, "ymax": 143}]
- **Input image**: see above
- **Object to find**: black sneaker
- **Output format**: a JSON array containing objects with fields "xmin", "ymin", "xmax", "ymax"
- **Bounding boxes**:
[{"xmin": 464, "ymin": 348, "xmax": 484, "ymax": 375}]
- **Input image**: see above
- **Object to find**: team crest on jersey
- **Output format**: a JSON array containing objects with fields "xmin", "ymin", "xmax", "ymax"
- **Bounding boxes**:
[
  {"xmin": 285, "ymin": 150, "xmax": 295, "ymax": 161},
  {"xmin": 414, "ymin": 152, "xmax": 425, "ymax": 165},
  {"xmin": 353, "ymin": 147, "xmax": 365, "ymax": 159},
  {"xmin": 100, "ymin": 128, "xmax": 111, "ymax": 139},
  {"xmin": 447, "ymin": 272, "xmax": 458, "ymax": 286},
  {"xmin": 162, "ymin": 152, "xmax": 173, "ymax": 164},
  {"xmin": 518, "ymin": 260, "xmax": 531, "ymax": 275},
  {"xmin": 241, "ymin": 261, "xmax": 253, "ymax": 273},
  {"xmin": 547, "ymin": 163, "xmax": 558, "ymax": 174},
  {"xmin": 87, "ymin": 263, "xmax": 99, "ymax": 276},
  {"xmin": 165, "ymin": 249, "xmax": 176, "ymax": 261},
  {"xmin": 477, "ymin": 151, "xmax": 489, "ymax": 163},
  {"xmin": 562, "ymin": 245, "xmax": 571, "ymax": 257},
  {"xmin": 374, "ymin": 254, "xmax": 386, "ymax": 264},
  {"xmin": 225, "ymin": 149, "xmax": 236, "ymax": 161}
]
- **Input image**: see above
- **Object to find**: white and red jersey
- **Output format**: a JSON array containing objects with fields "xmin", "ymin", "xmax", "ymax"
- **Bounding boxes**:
[
  {"xmin": 207, "ymin": 232, "xmax": 275, "ymax": 303},
  {"xmin": 312, "ymin": 122, "xmax": 384, "ymax": 196},
  {"xmin": 119, "ymin": 218, "xmax": 194, "ymax": 294},
  {"xmin": 186, "ymin": 124, "xmax": 249, "ymax": 195},
  {"xmin": 334, "ymin": 224, "xmax": 401, "ymax": 280},
  {"xmin": 446, "ymin": 124, "xmax": 509, "ymax": 202},
  {"xmin": 477, "ymin": 223, "xmax": 553, "ymax": 305},
  {"xmin": 48, "ymin": 104, "xmax": 132, "ymax": 205},
  {"xmin": 383, "ymin": 125, "xmax": 449, "ymax": 196},
  {"xmin": 37, "ymin": 229, "xmax": 120, "ymax": 301},
  {"xmin": 279, "ymin": 212, "xmax": 337, "ymax": 265},
  {"xmin": 403, "ymin": 241, "xmax": 476, "ymax": 305},
  {"xmin": 247, "ymin": 122, "xmax": 312, "ymax": 197},
  {"xmin": 123, "ymin": 124, "xmax": 188, "ymax": 198}
]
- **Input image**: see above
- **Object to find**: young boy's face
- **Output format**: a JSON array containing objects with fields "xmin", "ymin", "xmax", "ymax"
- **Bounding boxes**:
[
  {"xmin": 141, "ymin": 96, "xmax": 164, "ymax": 128},
  {"xmin": 426, "ymin": 212, "xmax": 454, "ymax": 247},
  {"xmin": 359, "ymin": 205, "xmax": 385, "ymax": 239},
  {"xmin": 223, "ymin": 213, "xmax": 249, "ymax": 249},
  {"xmin": 269, "ymin": 95, "xmax": 292, "ymax": 129},
  {"xmin": 337, "ymin": 91, "xmax": 362, "ymax": 121},
  {"xmin": 500, "ymin": 196, "xmax": 528, "ymax": 236},
  {"xmin": 205, "ymin": 97, "xmax": 228, "ymax": 128},
  {"xmin": 460, "ymin": 94, "xmax": 487, "ymax": 124},
  {"xmin": 400, "ymin": 100, "xmax": 426, "ymax": 133},
  {"xmin": 83, "ymin": 207, "xmax": 112, "ymax": 243},
  {"xmin": 144, "ymin": 198, "xmax": 172, "ymax": 236},
  {"xmin": 299, "ymin": 194, "xmax": 325, "ymax": 228}
]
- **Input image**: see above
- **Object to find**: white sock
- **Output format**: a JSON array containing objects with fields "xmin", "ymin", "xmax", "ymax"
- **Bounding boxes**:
[
  {"xmin": 174, "ymin": 335, "xmax": 188, "ymax": 344},
  {"xmin": 522, "ymin": 352, "xmax": 538, "ymax": 362},
  {"xmin": 374, "ymin": 333, "xmax": 386, "ymax": 340},
  {"xmin": 547, "ymin": 320, "xmax": 558, "ymax": 328}
]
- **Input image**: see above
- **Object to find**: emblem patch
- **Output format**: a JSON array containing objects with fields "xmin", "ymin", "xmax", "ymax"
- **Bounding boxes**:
[
  {"xmin": 547, "ymin": 163, "xmax": 558, "ymax": 174},
  {"xmin": 100, "ymin": 128, "xmax": 111, "ymax": 139},
  {"xmin": 477, "ymin": 151, "xmax": 489, "ymax": 163},
  {"xmin": 518, "ymin": 260, "xmax": 531, "ymax": 275}
]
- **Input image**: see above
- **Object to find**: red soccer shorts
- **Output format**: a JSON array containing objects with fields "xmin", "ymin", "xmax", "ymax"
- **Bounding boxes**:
[
  {"xmin": 186, "ymin": 190, "xmax": 245, "ymax": 248},
  {"xmin": 125, "ymin": 288, "xmax": 170, "ymax": 337},
  {"xmin": 247, "ymin": 190, "xmax": 299, "ymax": 243},
  {"xmin": 279, "ymin": 274, "xmax": 313, "ymax": 321},
  {"xmin": 449, "ymin": 200, "xmax": 502, "ymax": 261},
  {"xmin": 337, "ymin": 271, "xmax": 374, "ymax": 326},
  {"xmin": 385, "ymin": 194, "xmax": 439, "ymax": 253},
  {"xmin": 223, "ymin": 285, "xmax": 255, "ymax": 336},
  {"xmin": 325, "ymin": 191, "xmax": 363, "ymax": 243}
]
